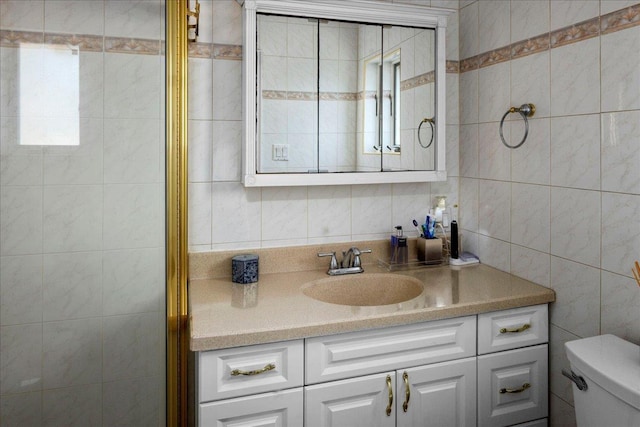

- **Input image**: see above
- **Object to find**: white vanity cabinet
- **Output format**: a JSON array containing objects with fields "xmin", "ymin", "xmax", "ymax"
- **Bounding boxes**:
[
  {"xmin": 477, "ymin": 304, "xmax": 549, "ymax": 427},
  {"xmin": 195, "ymin": 305, "xmax": 549, "ymax": 427},
  {"xmin": 196, "ymin": 340, "xmax": 305, "ymax": 425},
  {"xmin": 305, "ymin": 317, "xmax": 477, "ymax": 427},
  {"xmin": 305, "ymin": 371, "xmax": 397, "ymax": 427},
  {"xmin": 396, "ymin": 357, "xmax": 477, "ymax": 427},
  {"xmin": 305, "ymin": 358, "xmax": 477, "ymax": 427}
]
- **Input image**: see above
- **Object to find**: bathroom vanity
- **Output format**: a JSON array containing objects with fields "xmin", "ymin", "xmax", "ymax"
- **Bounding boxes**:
[{"xmin": 190, "ymin": 256, "xmax": 554, "ymax": 427}]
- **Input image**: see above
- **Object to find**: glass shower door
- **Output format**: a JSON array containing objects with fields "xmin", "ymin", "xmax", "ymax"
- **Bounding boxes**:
[{"xmin": 0, "ymin": 1, "xmax": 166, "ymax": 425}]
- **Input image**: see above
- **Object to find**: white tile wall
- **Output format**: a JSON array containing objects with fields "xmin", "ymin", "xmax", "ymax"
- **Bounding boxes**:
[
  {"xmin": 510, "ymin": 0, "xmax": 550, "ymax": 42},
  {"xmin": 601, "ymin": 111, "xmax": 640, "ymax": 194},
  {"xmin": 550, "ymin": 38, "xmax": 601, "ymax": 117},
  {"xmin": 0, "ymin": 392, "xmax": 42, "ymax": 426},
  {"xmin": 478, "ymin": 0, "xmax": 510, "ymax": 53},
  {"xmin": 550, "ymin": 0, "xmax": 600, "ymax": 31},
  {"xmin": 459, "ymin": 2, "xmax": 640, "ymax": 425},
  {"xmin": 601, "ymin": 25, "xmax": 640, "ymax": 112},
  {"xmin": 44, "ymin": 0, "xmax": 104, "ymax": 35},
  {"xmin": 0, "ymin": 1, "xmax": 166, "ymax": 425},
  {"xmin": 42, "ymin": 252, "xmax": 103, "ymax": 321},
  {"xmin": 42, "ymin": 384, "xmax": 102, "ymax": 427}
]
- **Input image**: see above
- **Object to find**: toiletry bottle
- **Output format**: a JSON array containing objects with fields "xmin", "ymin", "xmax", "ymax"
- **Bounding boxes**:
[
  {"xmin": 391, "ymin": 226, "xmax": 403, "ymax": 264},
  {"xmin": 450, "ymin": 220, "xmax": 459, "ymax": 259},
  {"xmin": 397, "ymin": 235, "xmax": 408, "ymax": 264},
  {"xmin": 434, "ymin": 196, "xmax": 446, "ymax": 223}
]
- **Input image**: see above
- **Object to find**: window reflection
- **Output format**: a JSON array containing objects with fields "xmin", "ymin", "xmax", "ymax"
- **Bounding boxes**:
[{"xmin": 19, "ymin": 43, "xmax": 80, "ymax": 146}]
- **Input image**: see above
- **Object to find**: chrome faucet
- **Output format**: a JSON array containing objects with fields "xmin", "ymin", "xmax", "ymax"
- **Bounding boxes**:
[{"xmin": 318, "ymin": 247, "xmax": 372, "ymax": 275}]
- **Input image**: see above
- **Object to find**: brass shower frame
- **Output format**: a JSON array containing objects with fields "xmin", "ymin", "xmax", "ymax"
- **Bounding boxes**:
[{"xmin": 166, "ymin": 0, "xmax": 189, "ymax": 426}]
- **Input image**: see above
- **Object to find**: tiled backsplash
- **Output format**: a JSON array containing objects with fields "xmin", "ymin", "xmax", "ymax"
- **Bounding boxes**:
[{"xmin": 457, "ymin": 1, "xmax": 640, "ymax": 425}]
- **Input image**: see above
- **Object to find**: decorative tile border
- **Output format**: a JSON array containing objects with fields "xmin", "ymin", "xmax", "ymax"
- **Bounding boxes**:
[
  {"xmin": 446, "ymin": 60, "xmax": 459, "ymax": 73},
  {"xmin": 401, "ymin": 70, "xmax": 435, "ymax": 91},
  {"xmin": 45, "ymin": 33, "xmax": 103, "ymax": 52},
  {"xmin": 601, "ymin": 4, "xmax": 640, "ymax": 35},
  {"xmin": 263, "ymin": 85, "xmax": 437, "ymax": 102},
  {"xmin": 188, "ymin": 42, "xmax": 212, "ymax": 58},
  {"xmin": 320, "ymin": 92, "xmax": 358, "ymax": 101},
  {"xmin": 262, "ymin": 90, "xmax": 317, "ymax": 101},
  {"xmin": 459, "ymin": 2, "xmax": 640, "ymax": 72},
  {"xmin": 550, "ymin": 17, "xmax": 600, "ymax": 48},
  {"xmin": 459, "ymin": 56, "xmax": 479, "ymax": 73},
  {"xmin": 261, "ymin": 74, "xmax": 435, "ymax": 104},
  {"xmin": 1, "ymin": 30, "xmax": 43, "ymax": 47},
  {"xmin": 477, "ymin": 45, "xmax": 511, "ymax": 68},
  {"xmin": 262, "ymin": 90, "xmax": 361, "ymax": 101},
  {"xmin": 511, "ymin": 34, "xmax": 549, "ymax": 60},
  {"xmin": 105, "ymin": 37, "xmax": 160, "ymax": 55},
  {"xmin": 0, "ymin": 29, "xmax": 162, "ymax": 55},
  {"xmin": 213, "ymin": 43, "xmax": 242, "ymax": 60}
]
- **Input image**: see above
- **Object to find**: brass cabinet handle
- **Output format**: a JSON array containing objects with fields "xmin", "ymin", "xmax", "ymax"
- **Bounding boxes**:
[
  {"xmin": 499, "ymin": 324, "xmax": 531, "ymax": 334},
  {"xmin": 402, "ymin": 372, "xmax": 410, "ymax": 412},
  {"xmin": 386, "ymin": 375, "xmax": 393, "ymax": 416},
  {"xmin": 499, "ymin": 382, "xmax": 531, "ymax": 394},
  {"xmin": 230, "ymin": 363, "xmax": 276, "ymax": 376}
]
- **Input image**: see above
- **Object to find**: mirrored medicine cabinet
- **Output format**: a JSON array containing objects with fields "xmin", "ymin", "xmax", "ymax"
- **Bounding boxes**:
[{"xmin": 238, "ymin": 0, "xmax": 452, "ymax": 186}]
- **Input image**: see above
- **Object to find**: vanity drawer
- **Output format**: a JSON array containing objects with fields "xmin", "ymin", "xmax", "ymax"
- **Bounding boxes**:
[
  {"xmin": 477, "ymin": 344, "xmax": 549, "ymax": 427},
  {"xmin": 198, "ymin": 388, "xmax": 303, "ymax": 427},
  {"xmin": 478, "ymin": 304, "xmax": 548, "ymax": 354},
  {"xmin": 305, "ymin": 316, "xmax": 476, "ymax": 384},
  {"xmin": 197, "ymin": 340, "xmax": 304, "ymax": 402}
]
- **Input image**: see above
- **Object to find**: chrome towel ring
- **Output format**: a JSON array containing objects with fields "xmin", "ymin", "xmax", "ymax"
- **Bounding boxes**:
[
  {"xmin": 499, "ymin": 103, "xmax": 535, "ymax": 149},
  {"xmin": 418, "ymin": 117, "xmax": 435, "ymax": 149}
]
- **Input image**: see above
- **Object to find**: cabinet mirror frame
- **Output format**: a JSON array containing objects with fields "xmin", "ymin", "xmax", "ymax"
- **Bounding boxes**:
[{"xmin": 238, "ymin": 0, "xmax": 451, "ymax": 187}]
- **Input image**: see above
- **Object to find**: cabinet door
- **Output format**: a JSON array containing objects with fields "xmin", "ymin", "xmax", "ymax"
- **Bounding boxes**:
[
  {"xmin": 198, "ymin": 388, "xmax": 303, "ymax": 427},
  {"xmin": 397, "ymin": 357, "xmax": 476, "ymax": 427},
  {"xmin": 305, "ymin": 372, "xmax": 396, "ymax": 427},
  {"xmin": 477, "ymin": 344, "xmax": 548, "ymax": 427}
]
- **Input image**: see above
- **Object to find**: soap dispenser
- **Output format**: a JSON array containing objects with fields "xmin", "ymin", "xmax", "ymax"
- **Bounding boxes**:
[{"xmin": 390, "ymin": 226, "xmax": 408, "ymax": 264}]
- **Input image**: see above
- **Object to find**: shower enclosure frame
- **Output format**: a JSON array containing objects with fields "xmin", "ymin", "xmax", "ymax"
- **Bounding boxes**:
[{"xmin": 166, "ymin": 1, "xmax": 190, "ymax": 426}]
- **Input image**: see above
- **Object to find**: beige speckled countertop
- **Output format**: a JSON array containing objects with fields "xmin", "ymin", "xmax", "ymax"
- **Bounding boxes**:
[{"xmin": 189, "ymin": 260, "xmax": 555, "ymax": 352}]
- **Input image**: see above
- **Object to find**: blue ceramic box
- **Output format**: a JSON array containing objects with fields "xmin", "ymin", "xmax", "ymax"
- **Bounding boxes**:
[{"xmin": 232, "ymin": 254, "xmax": 259, "ymax": 284}]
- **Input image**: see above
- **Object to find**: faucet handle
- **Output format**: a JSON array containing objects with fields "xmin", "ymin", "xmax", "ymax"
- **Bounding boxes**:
[
  {"xmin": 318, "ymin": 252, "xmax": 338, "ymax": 270},
  {"xmin": 352, "ymin": 249, "xmax": 372, "ymax": 268}
]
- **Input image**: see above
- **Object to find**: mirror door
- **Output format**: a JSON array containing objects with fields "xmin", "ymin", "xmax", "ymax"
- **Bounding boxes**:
[
  {"xmin": 243, "ymin": 0, "xmax": 450, "ymax": 186},
  {"xmin": 381, "ymin": 25, "xmax": 436, "ymax": 172},
  {"xmin": 258, "ymin": 14, "xmax": 318, "ymax": 173},
  {"xmin": 257, "ymin": 15, "xmax": 437, "ymax": 175}
]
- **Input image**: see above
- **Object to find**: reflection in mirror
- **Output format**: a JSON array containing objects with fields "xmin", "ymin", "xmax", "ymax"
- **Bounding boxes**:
[
  {"xmin": 257, "ymin": 14, "xmax": 318, "ymax": 173},
  {"xmin": 254, "ymin": 12, "xmax": 438, "ymax": 176},
  {"xmin": 241, "ymin": 0, "xmax": 451, "ymax": 186},
  {"xmin": 361, "ymin": 48, "xmax": 400, "ymax": 158},
  {"xmin": 382, "ymin": 25, "xmax": 435, "ymax": 172},
  {"xmin": 318, "ymin": 20, "xmax": 372, "ymax": 173}
]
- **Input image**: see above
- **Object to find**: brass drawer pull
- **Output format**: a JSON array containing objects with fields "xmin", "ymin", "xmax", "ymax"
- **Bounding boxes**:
[
  {"xmin": 500, "ymin": 323, "xmax": 531, "ymax": 334},
  {"xmin": 230, "ymin": 363, "xmax": 276, "ymax": 376},
  {"xmin": 499, "ymin": 382, "xmax": 531, "ymax": 394},
  {"xmin": 386, "ymin": 375, "xmax": 393, "ymax": 416},
  {"xmin": 402, "ymin": 372, "xmax": 410, "ymax": 412}
]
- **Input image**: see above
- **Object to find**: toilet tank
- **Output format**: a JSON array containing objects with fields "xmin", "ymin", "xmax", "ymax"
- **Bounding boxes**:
[{"xmin": 565, "ymin": 334, "xmax": 640, "ymax": 427}]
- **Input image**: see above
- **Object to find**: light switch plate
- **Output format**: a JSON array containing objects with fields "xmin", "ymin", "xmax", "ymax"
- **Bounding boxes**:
[{"xmin": 272, "ymin": 144, "xmax": 289, "ymax": 161}]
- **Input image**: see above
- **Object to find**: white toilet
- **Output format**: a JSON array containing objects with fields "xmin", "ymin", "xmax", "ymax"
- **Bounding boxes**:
[{"xmin": 565, "ymin": 334, "xmax": 640, "ymax": 427}]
